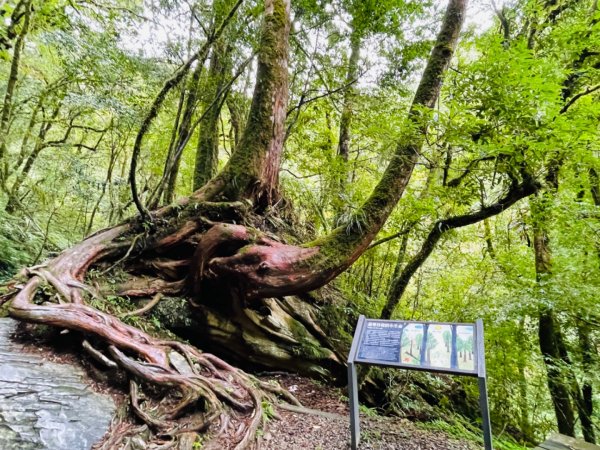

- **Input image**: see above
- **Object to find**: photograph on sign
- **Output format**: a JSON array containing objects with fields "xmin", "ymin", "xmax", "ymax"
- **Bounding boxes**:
[
  {"xmin": 356, "ymin": 320, "xmax": 476, "ymax": 373},
  {"xmin": 455, "ymin": 325, "xmax": 475, "ymax": 371},
  {"xmin": 399, "ymin": 323, "xmax": 422, "ymax": 366}
]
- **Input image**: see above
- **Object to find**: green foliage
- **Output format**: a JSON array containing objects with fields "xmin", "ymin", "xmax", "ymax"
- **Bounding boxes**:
[
  {"xmin": 359, "ymin": 404, "xmax": 379, "ymax": 417},
  {"xmin": 261, "ymin": 400, "xmax": 276, "ymax": 422},
  {"xmin": 0, "ymin": 0, "xmax": 598, "ymax": 446},
  {"xmin": 420, "ymin": 418, "xmax": 527, "ymax": 450}
]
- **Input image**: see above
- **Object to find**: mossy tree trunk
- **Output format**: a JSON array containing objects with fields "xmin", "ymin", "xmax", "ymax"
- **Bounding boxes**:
[{"xmin": 334, "ymin": 25, "xmax": 361, "ymax": 215}]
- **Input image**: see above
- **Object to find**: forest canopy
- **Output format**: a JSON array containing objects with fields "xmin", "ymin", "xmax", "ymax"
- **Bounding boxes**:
[{"xmin": 0, "ymin": 0, "xmax": 599, "ymax": 448}]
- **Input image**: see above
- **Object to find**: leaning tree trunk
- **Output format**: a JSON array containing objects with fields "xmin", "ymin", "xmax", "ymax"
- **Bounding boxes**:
[{"xmin": 5, "ymin": 0, "xmax": 467, "ymax": 447}]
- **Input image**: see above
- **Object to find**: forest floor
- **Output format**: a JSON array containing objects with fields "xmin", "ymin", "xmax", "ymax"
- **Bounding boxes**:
[
  {"xmin": 259, "ymin": 373, "xmax": 480, "ymax": 450},
  {"xmin": 3, "ymin": 317, "xmax": 481, "ymax": 450}
]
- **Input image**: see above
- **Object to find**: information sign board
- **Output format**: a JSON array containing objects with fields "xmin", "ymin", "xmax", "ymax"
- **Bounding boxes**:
[
  {"xmin": 355, "ymin": 319, "xmax": 477, "ymax": 375},
  {"xmin": 347, "ymin": 316, "xmax": 492, "ymax": 450}
]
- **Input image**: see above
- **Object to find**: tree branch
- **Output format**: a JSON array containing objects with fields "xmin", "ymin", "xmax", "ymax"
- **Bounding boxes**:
[
  {"xmin": 559, "ymin": 84, "xmax": 600, "ymax": 114},
  {"xmin": 380, "ymin": 178, "xmax": 540, "ymax": 319},
  {"xmin": 128, "ymin": 0, "xmax": 244, "ymax": 221}
]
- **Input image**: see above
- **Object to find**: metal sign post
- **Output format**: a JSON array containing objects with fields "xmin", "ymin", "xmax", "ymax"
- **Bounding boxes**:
[
  {"xmin": 347, "ymin": 316, "xmax": 492, "ymax": 450},
  {"xmin": 476, "ymin": 319, "xmax": 493, "ymax": 450}
]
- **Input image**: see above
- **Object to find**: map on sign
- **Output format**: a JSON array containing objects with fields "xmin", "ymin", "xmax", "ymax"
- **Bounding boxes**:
[{"xmin": 355, "ymin": 320, "xmax": 476, "ymax": 373}]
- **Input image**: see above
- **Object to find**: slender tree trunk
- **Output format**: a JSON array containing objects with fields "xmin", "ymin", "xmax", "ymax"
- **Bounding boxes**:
[
  {"xmin": 86, "ymin": 143, "xmax": 119, "ymax": 235},
  {"xmin": 163, "ymin": 60, "xmax": 205, "ymax": 204},
  {"xmin": 532, "ymin": 190, "xmax": 576, "ymax": 436},
  {"xmin": 6, "ymin": 102, "xmax": 63, "ymax": 213},
  {"xmin": 577, "ymin": 320, "xmax": 596, "ymax": 443},
  {"xmin": 516, "ymin": 319, "xmax": 534, "ymax": 443},
  {"xmin": 0, "ymin": 0, "xmax": 32, "ymax": 185},
  {"xmin": 148, "ymin": 84, "xmax": 186, "ymax": 209},
  {"xmin": 538, "ymin": 310, "xmax": 575, "ymax": 436},
  {"xmin": 227, "ymin": 96, "xmax": 244, "ymax": 146},
  {"xmin": 555, "ymin": 321, "xmax": 595, "ymax": 444},
  {"xmin": 12, "ymin": 92, "xmax": 44, "ymax": 173},
  {"xmin": 335, "ymin": 25, "xmax": 361, "ymax": 211},
  {"xmin": 193, "ymin": 42, "xmax": 230, "ymax": 190}
]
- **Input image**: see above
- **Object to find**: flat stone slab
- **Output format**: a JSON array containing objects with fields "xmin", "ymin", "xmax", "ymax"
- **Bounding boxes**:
[
  {"xmin": 0, "ymin": 318, "xmax": 116, "ymax": 449},
  {"xmin": 536, "ymin": 433, "xmax": 600, "ymax": 450}
]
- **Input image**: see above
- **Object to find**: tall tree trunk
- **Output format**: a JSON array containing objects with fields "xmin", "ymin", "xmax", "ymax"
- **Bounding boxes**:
[
  {"xmin": 517, "ymin": 319, "xmax": 534, "ymax": 443},
  {"xmin": 227, "ymin": 95, "xmax": 244, "ymax": 146},
  {"xmin": 555, "ymin": 320, "xmax": 596, "ymax": 444},
  {"xmin": 577, "ymin": 320, "xmax": 596, "ymax": 443},
  {"xmin": 147, "ymin": 83, "xmax": 186, "ymax": 209},
  {"xmin": 531, "ymin": 179, "xmax": 577, "ymax": 437},
  {"xmin": 203, "ymin": 0, "xmax": 290, "ymax": 205},
  {"xmin": 5, "ymin": 101, "xmax": 63, "ymax": 213},
  {"xmin": 193, "ymin": 42, "xmax": 230, "ymax": 190},
  {"xmin": 0, "ymin": 0, "xmax": 32, "ymax": 185},
  {"xmin": 163, "ymin": 60, "xmax": 205, "ymax": 204},
  {"xmin": 537, "ymin": 308, "xmax": 575, "ymax": 436},
  {"xmin": 532, "ymin": 154, "xmax": 596, "ymax": 441},
  {"xmin": 334, "ymin": 25, "xmax": 361, "ymax": 213}
]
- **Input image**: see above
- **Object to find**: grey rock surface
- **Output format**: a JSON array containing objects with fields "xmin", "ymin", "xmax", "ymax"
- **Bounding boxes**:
[{"xmin": 0, "ymin": 318, "xmax": 116, "ymax": 449}]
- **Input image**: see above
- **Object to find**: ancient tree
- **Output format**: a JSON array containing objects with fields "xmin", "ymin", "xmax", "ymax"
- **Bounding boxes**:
[{"xmin": 4, "ymin": 0, "xmax": 467, "ymax": 447}]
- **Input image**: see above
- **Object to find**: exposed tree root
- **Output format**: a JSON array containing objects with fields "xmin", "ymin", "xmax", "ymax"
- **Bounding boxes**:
[
  {"xmin": 121, "ymin": 293, "xmax": 165, "ymax": 318},
  {"xmin": 6, "ymin": 216, "xmax": 307, "ymax": 448}
]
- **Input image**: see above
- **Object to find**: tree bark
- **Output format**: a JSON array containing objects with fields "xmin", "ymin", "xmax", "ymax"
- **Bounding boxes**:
[
  {"xmin": 537, "ymin": 308, "xmax": 576, "ymax": 436},
  {"xmin": 205, "ymin": 0, "xmax": 290, "ymax": 206},
  {"xmin": 0, "ymin": 0, "xmax": 32, "ymax": 185},
  {"xmin": 128, "ymin": 0, "xmax": 243, "ymax": 219},
  {"xmin": 5, "ymin": 100, "xmax": 63, "ymax": 213},
  {"xmin": 193, "ymin": 42, "xmax": 230, "ymax": 190},
  {"xmin": 201, "ymin": 0, "xmax": 468, "ymax": 300},
  {"xmin": 4, "ymin": 0, "xmax": 469, "ymax": 446},
  {"xmin": 577, "ymin": 320, "xmax": 596, "ymax": 443},
  {"xmin": 334, "ymin": 25, "xmax": 361, "ymax": 214}
]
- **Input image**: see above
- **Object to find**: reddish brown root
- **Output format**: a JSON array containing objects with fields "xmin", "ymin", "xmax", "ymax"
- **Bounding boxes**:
[
  {"xmin": 6, "ymin": 219, "xmax": 299, "ymax": 449},
  {"xmin": 189, "ymin": 223, "xmax": 325, "ymax": 300}
]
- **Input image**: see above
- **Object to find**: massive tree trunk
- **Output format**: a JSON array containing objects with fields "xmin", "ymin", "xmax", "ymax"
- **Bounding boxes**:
[{"xmin": 4, "ymin": 0, "xmax": 467, "ymax": 447}]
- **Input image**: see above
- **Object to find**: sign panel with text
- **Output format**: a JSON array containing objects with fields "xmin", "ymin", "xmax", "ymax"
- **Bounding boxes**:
[
  {"xmin": 354, "ymin": 319, "xmax": 477, "ymax": 375},
  {"xmin": 347, "ymin": 316, "xmax": 492, "ymax": 450}
]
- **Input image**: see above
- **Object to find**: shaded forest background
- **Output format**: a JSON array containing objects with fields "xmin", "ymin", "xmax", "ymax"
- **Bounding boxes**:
[{"xmin": 0, "ymin": 0, "xmax": 599, "ymax": 447}]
